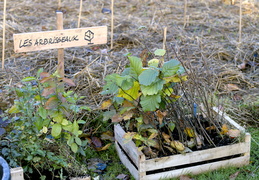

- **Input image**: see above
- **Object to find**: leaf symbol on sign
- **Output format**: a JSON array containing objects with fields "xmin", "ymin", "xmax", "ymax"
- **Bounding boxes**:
[{"xmin": 84, "ymin": 30, "xmax": 94, "ymax": 44}]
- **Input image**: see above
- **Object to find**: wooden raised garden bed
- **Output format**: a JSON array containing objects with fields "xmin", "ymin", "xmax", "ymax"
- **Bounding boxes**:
[{"xmin": 114, "ymin": 108, "xmax": 251, "ymax": 180}]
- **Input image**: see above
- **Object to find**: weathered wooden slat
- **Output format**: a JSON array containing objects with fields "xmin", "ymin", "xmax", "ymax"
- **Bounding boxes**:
[
  {"xmin": 10, "ymin": 167, "xmax": 24, "ymax": 180},
  {"xmin": 144, "ymin": 155, "xmax": 250, "ymax": 180},
  {"xmin": 115, "ymin": 141, "xmax": 140, "ymax": 180},
  {"xmin": 114, "ymin": 108, "xmax": 251, "ymax": 180},
  {"xmin": 145, "ymin": 140, "xmax": 250, "ymax": 171},
  {"xmin": 114, "ymin": 124, "xmax": 144, "ymax": 167},
  {"xmin": 13, "ymin": 26, "xmax": 107, "ymax": 53},
  {"xmin": 213, "ymin": 107, "xmax": 245, "ymax": 132}
]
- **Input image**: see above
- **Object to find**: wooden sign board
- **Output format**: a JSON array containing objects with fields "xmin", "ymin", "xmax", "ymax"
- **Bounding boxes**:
[{"xmin": 13, "ymin": 26, "xmax": 107, "ymax": 53}]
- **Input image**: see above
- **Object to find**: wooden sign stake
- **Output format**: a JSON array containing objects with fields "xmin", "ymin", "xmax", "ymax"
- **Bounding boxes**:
[
  {"xmin": 2, "ymin": 0, "xmax": 7, "ymax": 69},
  {"xmin": 58, "ymin": 0, "xmax": 61, "ymax": 10},
  {"xmin": 56, "ymin": 11, "xmax": 65, "ymax": 78},
  {"xmin": 110, "ymin": 0, "xmax": 114, "ymax": 50},
  {"xmin": 163, "ymin": 27, "xmax": 167, "ymax": 50},
  {"xmin": 78, "ymin": 0, "xmax": 83, "ymax": 28}
]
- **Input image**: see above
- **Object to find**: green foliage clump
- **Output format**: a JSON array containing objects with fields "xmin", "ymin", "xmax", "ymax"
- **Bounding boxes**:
[
  {"xmin": 0, "ymin": 69, "xmax": 90, "ymax": 178},
  {"xmin": 101, "ymin": 49, "xmax": 187, "ymax": 151}
]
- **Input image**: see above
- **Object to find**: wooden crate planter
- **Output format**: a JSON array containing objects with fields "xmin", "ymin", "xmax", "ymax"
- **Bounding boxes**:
[
  {"xmin": 114, "ymin": 108, "xmax": 251, "ymax": 180},
  {"xmin": 11, "ymin": 167, "xmax": 24, "ymax": 180}
]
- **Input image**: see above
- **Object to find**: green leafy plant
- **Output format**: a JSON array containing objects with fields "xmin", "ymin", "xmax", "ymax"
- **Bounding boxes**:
[
  {"xmin": 101, "ymin": 49, "xmax": 187, "ymax": 153},
  {"xmin": 0, "ymin": 69, "xmax": 90, "ymax": 177}
]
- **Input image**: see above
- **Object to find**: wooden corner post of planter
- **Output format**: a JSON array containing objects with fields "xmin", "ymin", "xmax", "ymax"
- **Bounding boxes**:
[
  {"xmin": 114, "ymin": 108, "xmax": 251, "ymax": 180},
  {"xmin": 10, "ymin": 167, "xmax": 24, "ymax": 180}
]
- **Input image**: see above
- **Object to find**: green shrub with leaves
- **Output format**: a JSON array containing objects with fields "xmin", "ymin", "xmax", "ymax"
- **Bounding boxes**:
[
  {"xmin": 0, "ymin": 69, "xmax": 90, "ymax": 177},
  {"xmin": 101, "ymin": 49, "xmax": 187, "ymax": 151}
]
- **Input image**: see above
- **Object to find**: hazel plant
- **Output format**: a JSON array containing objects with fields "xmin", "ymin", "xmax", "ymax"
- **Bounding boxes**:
[
  {"xmin": 101, "ymin": 49, "xmax": 187, "ymax": 149},
  {"xmin": 101, "ymin": 49, "xmax": 186, "ymax": 112}
]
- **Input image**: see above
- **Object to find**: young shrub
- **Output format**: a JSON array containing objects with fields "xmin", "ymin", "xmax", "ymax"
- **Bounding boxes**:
[
  {"xmin": 1, "ymin": 69, "xmax": 90, "ymax": 178},
  {"xmin": 101, "ymin": 49, "xmax": 187, "ymax": 155}
]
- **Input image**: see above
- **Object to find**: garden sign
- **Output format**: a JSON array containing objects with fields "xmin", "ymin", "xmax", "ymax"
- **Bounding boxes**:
[
  {"xmin": 13, "ymin": 26, "xmax": 107, "ymax": 53},
  {"xmin": 13, "ymin": 11, "xmax": 107, "ymax": 77}
]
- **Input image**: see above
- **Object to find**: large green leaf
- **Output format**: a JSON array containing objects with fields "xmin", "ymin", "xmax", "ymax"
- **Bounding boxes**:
[
  {"xmin": 51, "ymin": 123, "xmax": 62, "ymax": 137},
  {"xmin": 71, "ymin": 143, "xmax": 78, "ymax": 153},
  {"xmin": 72, "ymin": 121, "xmax": 80, "ymax": 136},
  {"xmin": 52, "ymin": 112, "xmax": 63, "ymax": 123},
  {"xmin": 177, "ymin": 66, "xmax": 185, "ymax": 75},
  {"xmin": 117, "ymin": 81, "xmax": 140, "ymax": 101},
  {"xmin": 148, "ymin": 59, "xmax": 159, "ymax": 68},
  {"xmin": 75, "ymin": 137, "xmax": 82, "ymax": 146},
  {"xmin": 162, "ymin": 59, "xmax": 180, "ymax": 77},
  {"xmin": 63, "ymin": 124, "xmax": 73, "ymax": 132},
  {"xmin": 154, "ymin": 49, "xmax": 166, "ymax": 56},
  {"xmin": 138, "ymin": 69, "xmax": 159, "ymax": 86},
  {"xmin": 120, "ymin": 76, "xmax": 133, "ymax": 90},
  {"xmin": 115, "ymin": 75, "xmax": 130, "ymax": 87},
  {"xmin": 140, "ymin": 79, "xmax": 165, "ymax": 96},
  {"xmin": 121, "ymin": 67, "xmax": 130, "ymax": 76},
  {"xmin": 140, "ymin": 94, "xmax": 161, "ymax": 111},
  {"xmin": 38, "ymin": 106, "xmax": 47, "ymax": 119},
  {"xmin": 102, "ymin": 110, "xmax": 116, "ymax": 121},
  {"xmin": 101, "ymin": 74, "xmax": 119, "ymax": 95},
  {"xmin": 35, "ymin": 117, "xmax": 43, "ymax": 130},
  {"xmin": 128, "ymin": 56, "xmax": 143, "ymax": 78}
]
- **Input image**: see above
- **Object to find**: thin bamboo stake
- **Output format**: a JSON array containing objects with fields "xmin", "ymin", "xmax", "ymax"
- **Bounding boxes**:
[
  {"xmin": 110, "ymin": 0, "xmax": 114, "ymax": 50},
  {"xmin": 239, "ymin": 0, "xmax": 242, "ymax": 44},
  {"xmin": 78, "ymin": 0, "xmax": 83, "ymax": 28},
  {"xmin": 56, "ymin": 12, "xmax": 64, "ymax": 78},
  {"xmin": 2, "ymin": 0, "xmax": 7, "ymax": 69},
  {"xmin": 163, "ymin": 27, "xmax": 167, "ymax": 50},
  {"xmin": 58, "ymin": 0, "xmax": 61, "ymax": 9},
  {"xmin": 184, "ymin": 0, "xmax": 187, "ymax": 28}
]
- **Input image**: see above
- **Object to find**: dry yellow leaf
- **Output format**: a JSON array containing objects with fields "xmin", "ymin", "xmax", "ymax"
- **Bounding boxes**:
[
  {"xmin": 184, "ymin": 127, "xmax": 195, "ymax": 138},
  {"xmin": 225, "ymin": 84, "xmax": 241, "ymax": 92},
  {"xmin": 170, "ymin": 140, "xmax": 185, "ymax": 151},
  {"xmin": 227, "ymin": 129, "xmax": 241, "ymax": 138},
  {"xmin": 206, "ymin": 126, "xmax": 216, "ymax": 131},
  {"xmin": 156, "ymin": 110, "xmax": 167, "ymax": 125},
  {"xmin": 162, "ymin": 132, "xmax": 171, "ymax": 143},
  {"xmin": 221, "ymin": 124, "xmax": 229, "ymax": 135},
  {"xmin": 96, "ymin": 143, "xmax": 112, "ymax": 151},
  {"xmin": 42, "ymin": 126, "xmax": 48, "ymax": 133},
  {"xmin": 100, "ymin": 99, "xmax": 112, "ymax": 110},
  {"xmin": 122, "ymin": 110, "xmax": 134, "ymax": 120}
]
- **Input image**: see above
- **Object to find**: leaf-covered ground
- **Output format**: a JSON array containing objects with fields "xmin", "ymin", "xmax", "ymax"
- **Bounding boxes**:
[
  {"xmin": 0, "ymin": 0, "xmax": 258, "ymax": 179},
  {"xmin": 1, "ymin": 0, "xmax": 258, "ymax": 124}
]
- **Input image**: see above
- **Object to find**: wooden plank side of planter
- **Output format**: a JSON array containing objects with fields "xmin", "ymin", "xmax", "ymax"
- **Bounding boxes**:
[
  {"xmin": 145, "ymin": 135, "xmax": 250, "ymax": 171},
  {"xmin": 11, "ymin": 167, "xmax": 24, "ymax": 180},
  {"xmin": 114, "ymin": 124, "xmax": 144, "ymax": 167},
  {"xmin": 115, "ymin": 141, "xmax": 140, "ymax": 180},
  {"xmin": 115, "ymin": 108, "xmax": 251, "ymax": 180},
  {"xmin": 143, "ymin": 155, "xmax": 250, "ymax": 180},
  {"xmin": 212, "ymin": 107, "xmax": 245, "ymax": 132}
]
